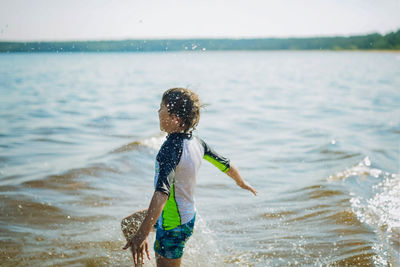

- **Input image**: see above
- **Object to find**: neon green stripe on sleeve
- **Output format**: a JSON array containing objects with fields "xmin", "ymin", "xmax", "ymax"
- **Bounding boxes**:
[{"xmin": 204, "ymin": 154, "xmax": 230, "ymax": 173}]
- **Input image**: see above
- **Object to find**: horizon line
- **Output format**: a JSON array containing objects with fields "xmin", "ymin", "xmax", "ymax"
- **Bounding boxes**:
[{"xmin": 1, "ymin": 29, "xmax": 398, "ymax": 43}]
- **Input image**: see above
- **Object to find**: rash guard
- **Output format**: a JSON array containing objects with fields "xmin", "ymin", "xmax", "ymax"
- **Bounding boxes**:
[{"xmin": 154, "ymin": 132, "xmax": 230, "ymax": 230}]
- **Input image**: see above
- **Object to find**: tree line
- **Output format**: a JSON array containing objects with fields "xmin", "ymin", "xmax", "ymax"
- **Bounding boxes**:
[{"xmin": 1, "ymin": 29, "xmax": 399, "ymax": 53}]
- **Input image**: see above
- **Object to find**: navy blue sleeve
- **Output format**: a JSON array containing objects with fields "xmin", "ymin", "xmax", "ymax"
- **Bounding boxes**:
[
  {"xmin": 197, "ymin": 137, "xmax": 230, "ymax": 173},
  {"xmin": 154, "ymin": 137, "xmax": 183, "ymax": 196}
]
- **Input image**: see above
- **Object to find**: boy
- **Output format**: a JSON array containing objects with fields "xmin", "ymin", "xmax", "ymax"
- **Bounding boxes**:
[{"xmin": 123, "ymin": 88, "xmax": 257, "ymax": 267}]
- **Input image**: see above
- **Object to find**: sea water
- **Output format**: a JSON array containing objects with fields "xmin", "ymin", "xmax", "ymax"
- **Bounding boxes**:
[{"xmin": 0, "ymin": 51, "xmax": 399, "ymax": 266}]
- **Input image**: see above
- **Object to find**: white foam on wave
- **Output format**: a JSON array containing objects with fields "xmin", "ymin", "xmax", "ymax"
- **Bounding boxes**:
[
  {"xmin": 110, "ymin": 133, "xmax": 166, "ymax": 154},
  {"xmin": 362, "ymin": 176, "xmax": 400, "ymax": 231},
  {"xmin": 329, "ymin": 157, "xmax": 400, "ymax": 231},
  {"xmin": 327, "ymin": 156, "xmax": 384, "ymax": 181},
  {"xmin": 330, "ymin": 157, "xmax": 400, "ymax": 266},
  {"xmin": 139, "ymin": 134, "xmax": 166, "ymax": 151},
  {"xmin": 350, "ymin": 174, "xmax": 400, "ymax": 267}
]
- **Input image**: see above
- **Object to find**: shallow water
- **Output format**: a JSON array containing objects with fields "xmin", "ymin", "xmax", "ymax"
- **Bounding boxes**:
[{"xmin": 1, "ymin": 51, "xmax": 399, "ymax": 266}]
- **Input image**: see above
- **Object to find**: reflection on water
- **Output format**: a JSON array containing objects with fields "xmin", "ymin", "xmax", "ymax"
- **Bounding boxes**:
[{"xmin": 1, "ymin": 51, "xmax": 399, "ymax": 266}]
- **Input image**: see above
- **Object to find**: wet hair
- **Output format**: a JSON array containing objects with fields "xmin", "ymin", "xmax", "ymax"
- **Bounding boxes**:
[{"xmin": 162, "ymin": 88, "xmax": 201, "ymax": 133}]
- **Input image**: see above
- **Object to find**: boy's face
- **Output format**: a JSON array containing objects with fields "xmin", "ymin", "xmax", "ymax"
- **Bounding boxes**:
[{"xmin": 158, "ymin": 101, "xmax": 182, "ymax": 133}]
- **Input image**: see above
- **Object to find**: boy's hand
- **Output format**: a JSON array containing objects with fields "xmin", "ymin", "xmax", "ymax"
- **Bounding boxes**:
[
  {"xmin": 237, "ymin": 180, "xmax": 258, "ymax": 196},
  {"xmin": 226, "ymin": 164, "xmax": 258, "ymax": 196},
  {"xmin": 122, "ymin": 191, "xmax": 168, "ymax": 266},
  {"xmin": 123, "ymin": 236, "xmax": 150, "ymax": 266}
]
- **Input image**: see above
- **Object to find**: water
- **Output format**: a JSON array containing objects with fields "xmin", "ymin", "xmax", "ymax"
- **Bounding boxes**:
[{"xmin": 0, "ymin": 51, "xmax": 399, "ymax": 266}]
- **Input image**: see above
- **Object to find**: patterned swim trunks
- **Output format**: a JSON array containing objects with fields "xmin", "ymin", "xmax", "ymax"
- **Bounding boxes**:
[{"xmin": 154, "ymin": 215, "xmax": 195, "ymax": 259}]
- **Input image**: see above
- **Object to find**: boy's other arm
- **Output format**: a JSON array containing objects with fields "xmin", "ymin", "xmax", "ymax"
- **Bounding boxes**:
[{"xmin": 226, "ymin": 163, "xmax": 257, "ymax": 196}]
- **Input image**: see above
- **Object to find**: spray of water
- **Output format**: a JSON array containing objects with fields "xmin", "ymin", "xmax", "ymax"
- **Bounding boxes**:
[{"xmin": 328, "ymin": 157, "xmax": 400, "ymax": 266}]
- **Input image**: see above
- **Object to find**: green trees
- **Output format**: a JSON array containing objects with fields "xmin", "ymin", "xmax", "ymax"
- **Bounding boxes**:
[{"xmin": 1, "ymin": 30, "xmax": 399, "ymax": 52}]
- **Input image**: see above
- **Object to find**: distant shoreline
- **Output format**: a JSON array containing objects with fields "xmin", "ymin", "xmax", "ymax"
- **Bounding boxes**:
[
  {"xmin": 1, "ymin": 30, "xmax": 399, "ymax": 53},
  {"xmin": 0, "ymin": 49, "xmax": 399, "ymax": 54}
]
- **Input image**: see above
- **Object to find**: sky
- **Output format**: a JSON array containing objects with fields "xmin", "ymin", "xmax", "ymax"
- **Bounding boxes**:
[{"xmin": 0, "ymin": 0, "xmax": 399, "ymax": 41}]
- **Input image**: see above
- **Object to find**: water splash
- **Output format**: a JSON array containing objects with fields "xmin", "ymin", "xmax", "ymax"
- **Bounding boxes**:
[
  {"xmin": 182, "ymin": 214, "xmax": 222, "ymax": 266},
  {"xmin": 328, "ymin": 156, "xmax": 400, "ymax": 266},
  {"xmin": 350, "ymin": 174, "xmax": 400, "ymax": 266},
  {"xmin": 327, "ymin": 157, "xmax": 384, "ymax": 181}
]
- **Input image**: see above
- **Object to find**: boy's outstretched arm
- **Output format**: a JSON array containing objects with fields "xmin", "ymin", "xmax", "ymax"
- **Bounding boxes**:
[
  {"xmin": 226, "ymin": 164, "xmax": 257, "ymax": 196},
  {"xmin": 123, "ymin": 191, "xmax": 168, "ymax": 266}
]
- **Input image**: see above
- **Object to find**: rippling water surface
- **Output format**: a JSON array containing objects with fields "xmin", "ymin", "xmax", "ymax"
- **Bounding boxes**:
[{"xmin": 1, "ymin": 51, "xmax": 399, "ymax": 266}]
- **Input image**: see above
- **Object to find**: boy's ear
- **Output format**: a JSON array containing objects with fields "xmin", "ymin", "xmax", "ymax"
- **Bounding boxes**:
[
  {"xmin": 176, "ymin": 116, "xmax": 186, "ymax": 128},
  {"xmin": 172, "ymin": 114, "xmax": 183, "ymax": 125}
]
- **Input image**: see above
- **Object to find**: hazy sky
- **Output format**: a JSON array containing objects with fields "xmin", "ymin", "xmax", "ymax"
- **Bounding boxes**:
[{"xmin": 1, "ymin": 0, "xmax": 399, "ymax": 41}]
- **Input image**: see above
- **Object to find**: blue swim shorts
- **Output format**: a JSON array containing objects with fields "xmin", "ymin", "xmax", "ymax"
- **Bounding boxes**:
[{"xmin": 154, "ymin": 215, "xmax": 195, "ymax": 259}]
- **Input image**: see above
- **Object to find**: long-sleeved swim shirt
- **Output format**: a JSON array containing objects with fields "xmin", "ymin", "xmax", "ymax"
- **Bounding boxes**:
[{"xmin": 154, "ymin": 132, "xmax": 230, "ymax": 230}]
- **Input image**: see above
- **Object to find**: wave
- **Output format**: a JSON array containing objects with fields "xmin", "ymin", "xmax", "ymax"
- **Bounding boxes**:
[
  {"xmin": 21, "ymin": 164, "xmax": 120, "ymax": 191},
  {"xmin": 327, "ymin": 157, "xmax": 390, "ymax": 181},
  {"xmin": 110, "ymin": 134, "xmax": 165, "ymax": 154},
  {"xmin": 327, "ymin": 156, "xmax": 399, "ymax": 266},
  {"xmin": 350, "ymin": 174, "xmax": 400, "ymax": 267},
  {"xmin": 2, "ymin": 134, "xmax": 398, "ymax": 266},
  {"xmin": 225, "ymin": 156, "xmax": 399, "ymax": 266}
]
